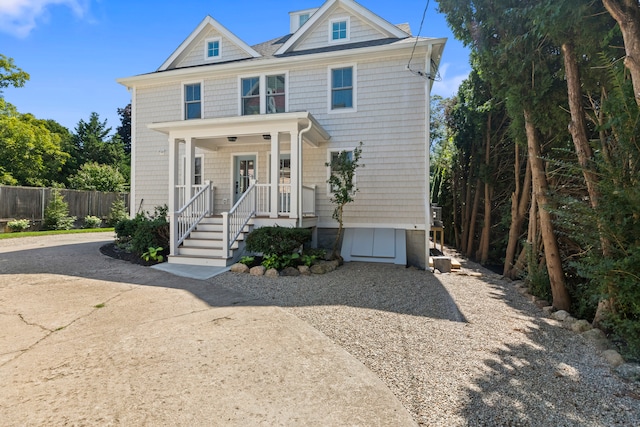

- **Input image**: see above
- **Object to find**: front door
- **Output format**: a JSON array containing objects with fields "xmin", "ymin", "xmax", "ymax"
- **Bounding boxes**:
[{"xmin": 234, "ymin": 155, "xmax": 256, "ymax": 204}]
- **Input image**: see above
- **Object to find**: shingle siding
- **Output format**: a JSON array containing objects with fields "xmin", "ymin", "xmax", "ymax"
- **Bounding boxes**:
[{"xmin": 176, "ymin": 28, "xmax": 252, "ymax": 69}]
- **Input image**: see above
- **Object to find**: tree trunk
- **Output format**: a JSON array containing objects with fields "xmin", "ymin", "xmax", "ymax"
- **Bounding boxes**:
[
  {"xmin": 602, "ymin": 0, "xmax": 640, "ymax": 105},
  {"xmin": 460, "ymin": 175, "xmax": 472, "ymax": 253},
  {"xmin": 504, "ymin": 149, "xmax": 532, "ymax": 278},
  {"xmin": 465, "ymin": 178, "xmax": 481, "ymax": 258},
  {"xmin": 523, "ymin": 108, "xmax": 571, "ymax": 310},
  {"xmin": 479, "ymin": 113, "xmax": 492, "ymax": 264}
]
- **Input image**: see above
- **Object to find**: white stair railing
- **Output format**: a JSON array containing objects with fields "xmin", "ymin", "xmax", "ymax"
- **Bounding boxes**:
[
  {"xmin": 222, "ymin": 180, "xmax": 257, "ymax": 258},
  {"xmin": 171, "ymin": 180, "xmax": 211, "ymax": 255}
]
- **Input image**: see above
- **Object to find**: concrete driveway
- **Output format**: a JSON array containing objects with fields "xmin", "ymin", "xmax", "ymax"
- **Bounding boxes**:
[{"xmin": 0, "ymin": 233, "xmax": 416, "ymax": 426}]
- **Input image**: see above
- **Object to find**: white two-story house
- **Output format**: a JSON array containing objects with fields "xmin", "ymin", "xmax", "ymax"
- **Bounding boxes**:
[{"xmin": 117, "ymin": 0, "xmax": 445, "ymax": 269}]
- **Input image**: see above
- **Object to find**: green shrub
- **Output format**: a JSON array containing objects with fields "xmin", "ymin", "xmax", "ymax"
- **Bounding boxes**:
[
  {"xmin": 106, "ymin": 199, "xmax": 128, "ymax": 227},
  {"xmin": 7, "ymin": 219, "xmax": 30, "ymax": 232},
  {"xmin": 245, "ymin": 226, "xmax": 312, "ymax": 256},
  {"xmin": 84, "ymin": 215, "xmax": 102, "ymax": 229},
  {"xmin": 114, "ymin": 206, "xmax": 169, "ymax": 257},
  {"xmin": 43, "ymin": 191, "xmax": 76, "ymax": 230}
]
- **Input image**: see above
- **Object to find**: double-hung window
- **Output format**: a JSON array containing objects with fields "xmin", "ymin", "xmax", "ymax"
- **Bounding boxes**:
[
  {"xmin": 330, "ymin": 66, "xmax": 354, "ymax": 111},
  {"xmin": 241, "ymin": 74, "xmax": 287, "ymax": 115},
  {"xmin": 241, "ymin": 77, "xmax": 260, "ymax": 115},
  {"xmin": 184, "ymin": 83, "xmax": 201, "ymax": 120}
]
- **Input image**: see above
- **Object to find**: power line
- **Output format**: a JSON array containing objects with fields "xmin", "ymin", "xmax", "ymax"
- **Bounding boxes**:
[{"xmin": 407, "ymin": 0, "xmax": 440, "ymax": 81}]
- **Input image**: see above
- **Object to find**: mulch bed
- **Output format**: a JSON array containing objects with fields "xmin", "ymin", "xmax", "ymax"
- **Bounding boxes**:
[{"xmin": 99, "ymin": 242, "xmax": 157, "ymax": 266}]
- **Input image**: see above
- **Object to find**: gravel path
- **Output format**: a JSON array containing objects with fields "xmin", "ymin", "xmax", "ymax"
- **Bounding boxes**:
[{"xmin": 209, "ymin": 260, "xmax": 640, "ymax": 426}]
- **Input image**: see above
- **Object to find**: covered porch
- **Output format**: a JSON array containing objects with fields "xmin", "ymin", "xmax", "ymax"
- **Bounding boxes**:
[{"xmin": 148, "ymin": 112, "xmax": 331, "ymax": 265}]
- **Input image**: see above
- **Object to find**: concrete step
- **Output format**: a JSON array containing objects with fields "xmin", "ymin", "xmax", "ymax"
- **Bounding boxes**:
[{"xmin": 178, "ymin": 247, "xmax": 227, "ymax": 257}]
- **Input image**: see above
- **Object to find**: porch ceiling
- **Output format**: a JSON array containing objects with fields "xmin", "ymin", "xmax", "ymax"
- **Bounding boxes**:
[{"xmin": 148, "ymin": 111, "xmax": 330, "ymax": 148}]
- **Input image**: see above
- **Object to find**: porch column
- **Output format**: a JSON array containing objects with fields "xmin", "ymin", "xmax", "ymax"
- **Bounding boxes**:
[
  {"xmin": 185, "ymin": 136, "xmax": 195, "ymax": 198},
  {"xmin": 270, "ymin": 131, "xmax": 280, "ymax": 218},
  {"xmin": 168, "ymin": 137, "xmax": 180, "ymax": 256},
  {"xmin": 289, "ymin": 127, "xmax": 299, "ymax": 220}
]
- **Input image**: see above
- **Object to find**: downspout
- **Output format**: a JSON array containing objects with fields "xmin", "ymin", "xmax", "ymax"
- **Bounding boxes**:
[
  {"xmin": 297, "ymin": 117, "xmax": 314, "ymax": 228},
  {"xmin": 425, "ymin": 44, "xmax": 433, "ymax": 270}
]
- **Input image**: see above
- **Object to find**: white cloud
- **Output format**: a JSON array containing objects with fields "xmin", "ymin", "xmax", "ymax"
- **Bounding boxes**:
[
  {"xmin": 0, "ymin": 0, "xmax": 89, "ymax": 38},
  {"xmin": 431, "ymin": 62, "xmax": 469, "ymax": 98}
]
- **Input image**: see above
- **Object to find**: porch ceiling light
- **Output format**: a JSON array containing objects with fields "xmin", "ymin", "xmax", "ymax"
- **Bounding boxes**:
[
  {"xmin": 262, "ymin": 134, "xmax": 271, "ymax": 140},
  {"xmin": 228, "ymin": 136, "xmax": 237, "ymax": 142}
]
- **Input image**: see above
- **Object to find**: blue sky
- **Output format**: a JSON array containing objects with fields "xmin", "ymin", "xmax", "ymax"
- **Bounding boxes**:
[{"xmin": 0, "ymin": 0, "xmax": 470, "ymax": 133}]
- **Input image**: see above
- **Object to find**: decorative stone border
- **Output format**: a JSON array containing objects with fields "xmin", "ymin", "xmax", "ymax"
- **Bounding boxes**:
[{"xmin": 229, "ymin": 259, "xmax": 341, "ymax": 277}]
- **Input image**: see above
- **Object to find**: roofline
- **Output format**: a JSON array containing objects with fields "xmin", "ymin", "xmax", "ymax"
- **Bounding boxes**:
[
  {"xmin": 158, "ymin": 15, "xmax": 261, "ymax": 72},
  {"xmin": 275, "ymin": 0, "xmax": 409, "ymax": 55},
  {"xmin": 118, "ymin": 37, "xmax": 447, "ymax": 88}
]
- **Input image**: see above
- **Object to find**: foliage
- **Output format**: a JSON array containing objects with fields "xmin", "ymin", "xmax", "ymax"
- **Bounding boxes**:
[
  {"xmin": 0, "ymin": 99, "xmax": 70, "ymax": 187},
  {"xmin": 141, "ymin": 247, "xmax": 164, "ymax": 263},
  {"xmin": 0, "ymin": 54, "xmax": 29, "ymax": 92},
  {"xmin": 83, "ymin": 215, "xmax": 102, "ymax": 229},
  {"xmin": 239, "ymin": 256, "xmax": 255, "ymax": 266},
  {"xmin": 116, "ymin": 104, "xmax": 132, "ymax": 154},
  {"xmin": 68, "ymin": 162, "xmax": 127, "ymax": 192},
  {"xmin": 43, "ymin": 191, "xmax": 76, "ymax": 230},
  {"xmin": 106, "ymin": 199, "xmax": 128, "ymax": 227},
  {"xmin": 326, "ymin": 142, "xmax": 364, "ymax": 258},
  {"xmin": 7, "ymin": 219, "xmax": 30, "ymax": 232},
  {"xmin": 245, "ymin": 226, "xmax": 312, "ymax": 257},
  {"xmin": 114, "ymin": 206, "xmax": 169, "ymax": 257},
  {"xmin": 261, "ymin": 254, "xmax": 282, "ymax": 270}
]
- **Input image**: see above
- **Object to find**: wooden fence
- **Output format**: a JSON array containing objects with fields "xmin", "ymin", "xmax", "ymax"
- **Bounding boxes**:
[{"xmin": 0, "ymin": 185, "xmax": 130, "ymax": 222}]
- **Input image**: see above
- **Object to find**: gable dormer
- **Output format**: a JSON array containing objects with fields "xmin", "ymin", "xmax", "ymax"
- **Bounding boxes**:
[
  {"xmin": 289, "ymin": 8, "xmax": 320, "ymax": 34},
  {"xmin": 276, "ymin": 0, "xmax": 409, "ymax": 55},
  {"xmin": 158, "ymin": 16, "xmax": 261, "ymax": 71}
]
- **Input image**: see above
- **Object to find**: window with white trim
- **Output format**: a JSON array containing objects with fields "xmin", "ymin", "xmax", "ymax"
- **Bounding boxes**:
[
  {"xmin": 329, "ymin": 17, "xmax": 350, "ymax": 43},
  {"xmin": 184, "ymin": 83, "xmax": 201, "ymax": 120},
  {"xmin": 299, "ymin": 13, "xmax": 310, "ymax": 27},
  {"xmin": 205, "ymin": 37, "xmax": 221, "ymax": 60},
  {"xmin": 241, "ymin": 77, "xmax": 260, "ymax": 115},
  {"xmin": 330, "ymin": 66, "xmax": 354, "ymax": 111},
  {"xmin": 240, "ymin": 73, "xmax": 287, "ymax": 115}
]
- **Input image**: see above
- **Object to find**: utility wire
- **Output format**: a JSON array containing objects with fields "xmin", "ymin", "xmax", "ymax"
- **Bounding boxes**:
[{"xmin": 407, "ymin": 0, "xmax": 440, "ymax": 81}]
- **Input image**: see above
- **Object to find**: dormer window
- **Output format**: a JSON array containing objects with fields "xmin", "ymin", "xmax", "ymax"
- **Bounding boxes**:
[
  {"xmin": 204, "ymin": 37, "xmax": 221, "ymax": 60},
  {"xmin": 329, "ymin": 17, "xmax": 350, "ymax": 43},
  {"xmin": 299, "ymin": 13, "xmax": 310, "ymax": 27}
]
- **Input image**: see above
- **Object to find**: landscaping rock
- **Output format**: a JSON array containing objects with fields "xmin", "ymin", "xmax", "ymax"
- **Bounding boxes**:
[
  {"xmin": 280, "ymin": 266, "xmax": 300, "ymax": 277},
  {"xmin": 230, "ymin": 263, "xmax": 249, "ymax": 273},
  {"xmin": 310, "ymin": 260, "xmax": 339, "ymax": 275},
  {"xmin": 602, "ymin": 349, "xmax": 625, "ymax": 367},
  {"xmin": 571, "ymin": 319, "xmax": 592, "ymax": 333},
  {"xmin": 298, "ymin": 265, "xmax": 311, "ymax": 276},
  {"xmin": 542, "ymin": 306, "xmax": 555, "ymax": 316},
  {"xmin": 551, "ymin": 310, "xmax": 570, "ymax": 321},
  {"xmin": 534, "ymin": 299, "xmax": 549, "ymax": 308},
  {"xmin": 581, "ymin": 328, "xmax": 611, "ymax": 351},
  {"xmin": 250, "ymin": 266, "xmax": 266, "ymax": 276},
  {"xmin": 265, "ymin": 268, "xmax": 279, "ymax": 278},
  {"xmin": 562, "ymin": 316, "xmax": 577, "ymax": 330},
  {"xmin": 615, "ymin": 363, "xmax": 640, "ymax": 382}
]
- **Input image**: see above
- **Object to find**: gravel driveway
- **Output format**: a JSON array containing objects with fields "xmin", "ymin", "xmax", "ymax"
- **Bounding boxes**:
[{"xmin": 211, "ymin": 260, "xmax": 640, "ymax": 426}]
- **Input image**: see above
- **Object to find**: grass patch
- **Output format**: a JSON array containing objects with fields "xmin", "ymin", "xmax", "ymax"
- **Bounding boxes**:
[{"xmin": 0, "ymin": 228, "xmax": 114, "ymax": 240}]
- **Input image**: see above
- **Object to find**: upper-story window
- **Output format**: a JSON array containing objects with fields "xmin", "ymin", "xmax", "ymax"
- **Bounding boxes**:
[
  {"xmin": 184, "ymin": 83, "xmax": 202, "ymax": 120},
  {"xmin": 205, "ymin": 37, "xmax": 221, "ymax": 60},
  {"xmin": 299, "ymin": 13, "xmax": 310, "ymax": 27},
  {"xmin": 329, "ymin": 66, "xmax": 355, "ymax": 111},
  {"xmin": 241, "ymin": 73, "xmax": 287, "ymax": 115},
  {"xmin": 329, "ymin": 17, "xmax": 350, "ymax": 43},
  {"xmin": 241, "ymin": 77, "xmax": 260, "ymax": 115},
  {"xmin": 267, "ymin": 75, "xmax": 285, "ymax": 114}
]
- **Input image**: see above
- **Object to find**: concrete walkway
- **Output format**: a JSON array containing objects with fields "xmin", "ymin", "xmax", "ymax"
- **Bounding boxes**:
[{"xmin": 0, "ymin": 233, "xmax": 416, "ymax": 426}]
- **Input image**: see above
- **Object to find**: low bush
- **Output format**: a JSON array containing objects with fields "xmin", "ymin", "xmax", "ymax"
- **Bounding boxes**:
[
  {"xmin": 245, "ymin": 226, "xmax": 312, "ymax": 256},
  {"xmin": 114, "ymin": 205, "xmax": 169, "ymax": 258},
  {"xmin": 84, "ymin": 215, "xmax": 102, "ymax": 229},
  {"xmin": 106, "ymin": 199, "xmax": 128, "ymax": 227},
  {"xmin": 7, "ymin": 219, "xmax": 30, "ymax": 232}
]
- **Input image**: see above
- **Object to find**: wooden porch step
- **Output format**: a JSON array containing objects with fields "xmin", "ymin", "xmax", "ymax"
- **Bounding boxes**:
[{"xmin": 168, "ymin": 254, "xmax": 231, "ymax": 267}]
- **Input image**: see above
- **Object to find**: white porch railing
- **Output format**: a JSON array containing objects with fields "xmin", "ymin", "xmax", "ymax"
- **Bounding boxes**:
[
  {"xmin": 176, "ymin": 184, "xmax": 211, "ymax": 211},
  {"xmin": 302, "ymin": 185, "xmax": 316, "ymax": 216},
  {"xmin": 222, "ymin": 179, "xmax": 257, "ymax": 258},
  {"xmin": 255, "ymin": 183, "xmax": 295, "ymax": 215},
  {"xmin": 171, "ymin": 181, "xmax": 211, "ymax": 255}
]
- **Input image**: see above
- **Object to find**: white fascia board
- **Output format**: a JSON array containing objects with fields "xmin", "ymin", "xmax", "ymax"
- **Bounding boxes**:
[
  {"xmin": 275, "ymin": 0, "xmax": 410, "ymax": 55},
  {"xmin": 117, "ymin": 37, "xmax": 447, "ymax": 88},
  {"xmin": 158, "ymin": 15, "xmax": 261, "ymax": 72}
]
